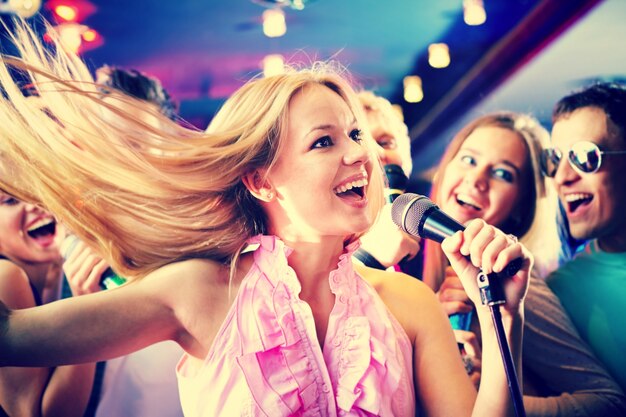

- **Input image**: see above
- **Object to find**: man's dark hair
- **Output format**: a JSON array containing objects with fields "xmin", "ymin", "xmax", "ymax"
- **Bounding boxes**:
[
  {"xmin": 553, "ymin": 82, "xmax": 626, "ymax": 141},
  {"xmin": 96, "ymin": 66, "xmax": 178, "ymax": 120}
]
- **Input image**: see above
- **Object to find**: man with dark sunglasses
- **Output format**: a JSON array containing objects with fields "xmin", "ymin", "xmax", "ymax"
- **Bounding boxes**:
[{"xmin": 545, "ymin": 82, "xmax": 626, "ymax": 397}]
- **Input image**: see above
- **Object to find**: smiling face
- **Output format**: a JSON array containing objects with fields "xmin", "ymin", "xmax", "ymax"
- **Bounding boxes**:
[
  {"xmin": 262, "ymin": 83, "xmax": 375, "ymax": 242},
  {"xmin": 438, "ymin": 126, "xmax": 529, "ymax": 228},
  {"xmin": 0, "ymin": 191, "xmax": 64, "ymax": 266},
  {"xmin": 551, "ymin": 106, "xmax": 626, "ymax": 250},
  {"xmin": 359, "ymin": 92, "xmax": 412, "ymax": 177}
]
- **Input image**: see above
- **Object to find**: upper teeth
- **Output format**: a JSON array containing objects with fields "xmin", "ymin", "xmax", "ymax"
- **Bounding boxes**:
[
  {"xmin": 334, "ymin": 178, "xmax": 368, "ymax": 194},
  {"xmin": 27, "ymin": 218, "xmax": 54, "ymax": 232},
  {"xmin": 564, "ymin": 193, "xmax": 592, "ymax": 202},
  {"xmin": 456, "ymin": 193, "xmax": 482, "ymax": 209}
]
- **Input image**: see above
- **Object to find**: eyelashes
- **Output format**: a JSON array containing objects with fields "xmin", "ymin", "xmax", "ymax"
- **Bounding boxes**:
[
  {"xmin": 311, "ymin": 135, "xmax": 333, "ymax": 149},
  {"xmin": 458, "ymin": 154, "xmax": 516, "ymax": 183},
  {"xmin": 310, "ymin": 129, "xmax": 364, "ymax": 150},
  {"xmin": 0, "ymin": 196, "xmax": 19, "ymax": 206},
  {"xmin": 350, "ymin": 129, "xmax": 364, "ymax": 143}
]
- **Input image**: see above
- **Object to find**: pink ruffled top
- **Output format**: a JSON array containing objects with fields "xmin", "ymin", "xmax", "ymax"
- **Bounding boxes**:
[{"xmin": 176, "ymin": 235, "xmax": 415, "ymax": 417}]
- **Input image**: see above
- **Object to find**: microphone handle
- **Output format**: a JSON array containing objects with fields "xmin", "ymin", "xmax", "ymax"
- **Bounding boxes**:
[
  {"xmin": 384, "ymin": 164, "xmax": 407, "ymax": 204},
  {"xmin": 422, "ymin": 208, "xmax": 524, "ymax": 280},
  {"xmin": 420, "ymin": 206, "xmax": 464, "ymax": 243}
]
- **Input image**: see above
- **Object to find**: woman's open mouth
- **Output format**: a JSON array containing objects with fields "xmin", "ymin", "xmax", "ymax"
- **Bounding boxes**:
[
  {"xmin": 334, "ymin": 178, "xmax": 368, "ymax": 202},
  {"xmin": 26, "ymin": 218, "xmax": 57, "ymax": 245},
  {"xmin": 455, "ymin": 193, "xmax": 483, "ymax": 212}
]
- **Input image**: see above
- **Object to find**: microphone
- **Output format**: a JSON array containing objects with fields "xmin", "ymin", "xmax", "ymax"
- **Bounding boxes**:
[
  {"xmin": 61, "ymin": 235, "xmax": 126, "ymax": 290},
  {"xmin": 391, "ymin": 193, "xmax": 474, "ymax": 329},
  {"xmin": 391, "ymin": 193, "xmax": 522, "ymax": 278},
  {"xmin": 384, "ymin": 164, "xmax": 408, "ymax": 203}
]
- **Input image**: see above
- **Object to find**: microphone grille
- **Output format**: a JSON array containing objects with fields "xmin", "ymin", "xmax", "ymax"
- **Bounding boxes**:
[{"xmin": 391, "ymin": 193, "xmax": 437, "ymax": 236}]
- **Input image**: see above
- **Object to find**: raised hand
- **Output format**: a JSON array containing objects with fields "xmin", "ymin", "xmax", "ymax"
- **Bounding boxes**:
[
  {"xmin": 437, "ymin": 266, "xmax": 473, "ymax": 316},
  {"xmin": 455, "ymin": 328, "xmax": 482, "ymax": 389},
  {"xmin": 441, "ymin": 219, "xmax": 532, "ymax": 315},
  {"xmin": 62, "ymin": 238, "xmax": 111, "ymax": 296},
  {"xmin": 360, "ymin": 204, "xmax": 421, "ymax": 268}
]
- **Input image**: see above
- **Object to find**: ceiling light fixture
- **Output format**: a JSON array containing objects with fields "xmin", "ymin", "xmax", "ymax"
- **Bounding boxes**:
[
  {"xmin": 262, "ymin": 54, "xmax": 285, "ymax": 77},
  {"xmin": 403, "ymin": 76, "xmax": 424, "ymax": 103},
  {"xmin": 46, "ymin": 0, "xmax": 97, "ymax": 23},
  {"xmin": 0, "ymin": 0, "xmax": 42, "ymax": 18},
  {"xmin": 54, "ymin": 23, "xmax": 87, "ymax": 54},
  {"xmin": 428, "ymin": 43, "xmax": 450, "ymax": 68},
  {"xmin": 263, "ymin": 8, "xmax": 286, "ymax": 37},
  {"xmin": 54, "ymin": 4, "xmax": 78, "ymax": 21},
  {"xmin": 46, "ymin": 23, "xmax": 102, "ymax": 54},
  {"xmin": 464, "ymin": 0, "xmax": 486, "ymax": 26}
]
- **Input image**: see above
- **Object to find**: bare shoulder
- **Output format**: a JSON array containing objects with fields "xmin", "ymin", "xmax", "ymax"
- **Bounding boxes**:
[
  {"xmin": 0, "ymin": 259, "xmax": 27, "ymax": 280},
  {"xmin": 137, "ymin": 257, "xmax": 233, "ymax": 315},
  {"xmin": 354, "ymin": 263, "xmax": 446, "ymax": 341},
  {"xmin": 142, "ymin": 257, "xmax": 229, "ymax": 290},
  {"xmin": 0, "ymin": 260, "xmax": 35, "ymax": 309},
  {"xmin": 134, "ymin": 255, "xmax": 251, "ymax": 355},
  {"xmin": 356, "ymin": 263, "xmax": 430, "ymax": 296}
]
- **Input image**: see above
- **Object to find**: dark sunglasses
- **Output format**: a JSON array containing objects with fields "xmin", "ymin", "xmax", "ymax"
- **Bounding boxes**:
[{"xmin": 540, "ymin": 140, "xmax": 626, "ymax": 177}]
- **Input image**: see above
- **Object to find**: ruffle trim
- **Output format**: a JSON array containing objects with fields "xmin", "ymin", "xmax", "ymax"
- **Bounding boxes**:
[{"xmin": 233, "ymin": 235, "xmax": 404, "ymax": 416}]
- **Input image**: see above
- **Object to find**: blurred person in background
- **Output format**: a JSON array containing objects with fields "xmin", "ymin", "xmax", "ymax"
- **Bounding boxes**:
[
  {"xmin": 427, "ymin": 111, "xmax": 626, "ymax": 415},
  {"xmin": 353, "ymin": 91, "xmax": 421, "ymax": 271},
  {"xmin": 545, "ymin": 82, "xmax": 626, "ymax": 397},
  {"xmin": 0, "ymin": 190, "xmax": 95, "ymax": 417}
]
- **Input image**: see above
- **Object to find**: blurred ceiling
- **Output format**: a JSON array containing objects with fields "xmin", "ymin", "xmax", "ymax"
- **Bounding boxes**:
[
  {"xmin": 412, "ymin": 0, "xmax": 626, "ymax": 177},
  {"xmin": 3, "ymin": 0, "xmax": 623, "ymax": 179}
]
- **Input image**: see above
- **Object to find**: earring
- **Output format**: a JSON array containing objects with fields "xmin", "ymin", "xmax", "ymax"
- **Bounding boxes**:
[{"xmin": 266, "ymin": 191, "xmax": 274, "ymax": 200}]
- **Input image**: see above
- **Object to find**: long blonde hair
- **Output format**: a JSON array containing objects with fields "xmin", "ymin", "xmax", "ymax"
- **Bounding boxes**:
[
  {"xmin": 423, "ymin": 112, "xmax": 560, "ymax": 290},
  {"xmin": 0, "ymin": 20, "xmax": 384, "ymax": 280}
]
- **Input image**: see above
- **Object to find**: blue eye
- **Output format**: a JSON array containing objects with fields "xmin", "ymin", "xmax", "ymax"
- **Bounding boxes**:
[
  {"xmin": 350, "ymin": 129, "xmax": 364, "ymax": 143},
  {"xmin": 311, "ymin": 136, "xmax": 333, "ymax": 149},
  {"xmin": 492, "ymin": 168, "xmax": 514, "ymax": 183},
  {"xmin": 460, "ymin": 155, "xmax": 476, "ymax": 166}
]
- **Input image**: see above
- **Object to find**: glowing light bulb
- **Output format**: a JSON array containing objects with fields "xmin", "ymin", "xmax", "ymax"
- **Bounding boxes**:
[
  {"xmin": 55, "ymin": 4, "xmax": 78, "ymax": 21},
  {"xmin": 263, "ymin": 54, "xmax": 285, "ymax": 77},
  {"xmin": 403, "ymin": 76, "xmax": 423, "ymax": 103},
  {"xmin": 82, "ymin": 29, "xmax": 97, "ymax": 42},
  {"xmin": 8, "ymin": 0, "xmax": 42, "ymax": 18},
  {"xmin": 263, "ymin": 8, "xmax": 286, "ymax": 38},
  {"xmin": 428, "ymin": 43, "xmax": 450, "ymax": 68},
  {"xmin": 49, "ymin": 23, "xmax": 87, "ymax": 54},
  {"xmin": 464, "ymin": 0, "xmax": 486, "ymax": 26}
]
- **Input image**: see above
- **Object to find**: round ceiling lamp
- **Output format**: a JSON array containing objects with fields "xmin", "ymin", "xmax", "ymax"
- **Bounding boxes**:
[{"xmin": 0, "ymin": 0, "xmax": 43, "ymax": 18}]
